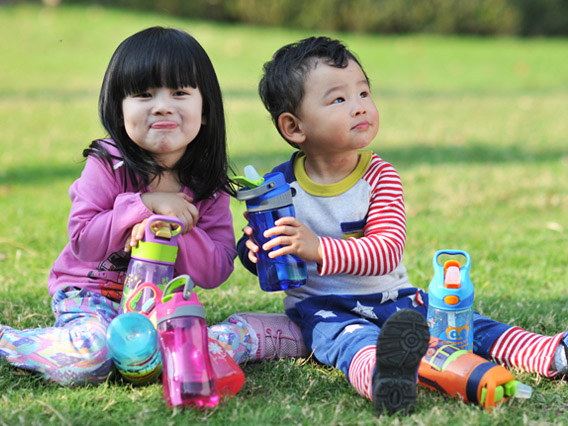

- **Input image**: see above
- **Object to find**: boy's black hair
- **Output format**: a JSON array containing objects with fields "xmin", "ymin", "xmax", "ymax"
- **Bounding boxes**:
[
  {"xmin": 85, "ymin": 26, "xmax": 234, "ymax": 200},
  {"xmin": 259, "ymin": 36, "xmax": 368, "ymax": 149}
]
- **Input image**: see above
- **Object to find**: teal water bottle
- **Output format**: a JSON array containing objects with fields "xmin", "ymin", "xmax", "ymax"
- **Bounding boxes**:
[
  {"xmin": 426, "ymin": 250, "xmax": 475, "ymax": 352},
  {"xmin": 106, "ymin": 312, "xmax": 162, "ymax": 384}
]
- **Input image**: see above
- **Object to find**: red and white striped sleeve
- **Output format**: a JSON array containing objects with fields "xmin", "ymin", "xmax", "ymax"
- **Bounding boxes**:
[{"xmin": 318, "ymin": 157, "xmax": 406, "ymax": 277}]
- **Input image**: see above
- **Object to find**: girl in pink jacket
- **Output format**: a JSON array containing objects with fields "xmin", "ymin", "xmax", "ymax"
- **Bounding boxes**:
[{"xmin": 0, "ymin": 27, "xmax": 236, "ymax": 385}]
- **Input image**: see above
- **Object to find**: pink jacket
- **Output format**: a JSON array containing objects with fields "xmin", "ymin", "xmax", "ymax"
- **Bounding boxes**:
[{"xmin": 48, "ymin": 140, "xmax": 236, "ymax": 301}]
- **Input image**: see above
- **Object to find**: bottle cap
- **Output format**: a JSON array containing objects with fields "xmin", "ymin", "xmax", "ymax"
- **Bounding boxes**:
[
  {"xmin": 233, "ymin": 165, "xmax": 265, "ymax": 189},
  {"xmin": 131, "ymin": 215, "xmax": 184, "ymax": 264},
  {"xmin": 506, "ymin": 381, "xmax": 533, "ymax": 399},
  {"xmin": 428, "ymin": 250, "xmax": 474, "ymax": 311},
  {"xmin": 156, "ymin": 275, "xmax": 205, "ymax": 323},
  {"xmin": 236, "ymin": 171, "xmax": 293, "ymax": 212}
]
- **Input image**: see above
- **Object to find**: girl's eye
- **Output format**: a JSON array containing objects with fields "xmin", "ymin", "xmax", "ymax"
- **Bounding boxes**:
[
  {"xmin": 360, "ymin": 91, "xmax": 369, "ymax": 98},
  {"xmin": 332, "ymin": 97, "xmax": 345, "ymax": 104},
  {"xmin": 173, "ymin": 90, "xmax": 189, "ymax": 97},
  {"xmin": 133, "ymin": 92, "xmax": 151, "ymax": 98}
]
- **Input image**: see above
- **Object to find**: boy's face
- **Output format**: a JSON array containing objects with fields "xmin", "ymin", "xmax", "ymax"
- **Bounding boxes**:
[{"xmin": 294, "ymin": 59, "xmax": 379, "ymax": 155}]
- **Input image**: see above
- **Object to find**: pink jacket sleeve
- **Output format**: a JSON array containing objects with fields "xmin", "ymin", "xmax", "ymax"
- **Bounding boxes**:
[
  {"xmin": 68, "ymin": 155, "xmax": 151, "ymax": 263},
  {"xmin": 67, "ymin": 153, "xmax": 236, "ymax": 290},
  {"xmin": 174, "ymin": 191, "xmax": 236, "ymax": 289}
]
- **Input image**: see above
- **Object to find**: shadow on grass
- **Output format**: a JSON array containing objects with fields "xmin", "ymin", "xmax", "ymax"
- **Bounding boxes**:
[
  {"xmin": 230, "ymin": 142, "xmax": 567, "ymax": 172},
  {"xmin": 3, "ymin": 142, "xmax": 566, "ymax": 186},
  {"xmin": 376, "ymin": 142, "xmax": 568, "ymax": 169},
  {"xmin": 474, "ymin": 294, "xmax": 568, "ymax": 335},
  {"xmin": 1, "ymin": 163, "xmax": 83, "ymax": 186}
]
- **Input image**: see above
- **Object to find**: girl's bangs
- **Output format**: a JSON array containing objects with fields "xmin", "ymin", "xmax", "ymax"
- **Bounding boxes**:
[{"xmin": 118, "ymin": 45, "xmax": 199, "ymax": 96}]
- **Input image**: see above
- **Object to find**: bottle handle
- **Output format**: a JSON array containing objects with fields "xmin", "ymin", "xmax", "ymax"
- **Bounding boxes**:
[
  {"xmin": 433, "ymin": 249, "xmax": 471, "ymax": 272},
  {"xmin": 144, "ymin": 215, "xmax": 184, "ymax": 243},
  {"xmin": 161, "ymin": 274, "xmax": 196, "ymax": 303},
  {"xmin": 235, "ymin": 179, "xmax": 277, "ymax": 201},
  {"xmin": 125, "ymin": 282, "xmax": 163, "ymax": 314}
]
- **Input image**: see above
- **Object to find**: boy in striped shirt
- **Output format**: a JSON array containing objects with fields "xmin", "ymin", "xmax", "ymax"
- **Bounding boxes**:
[{"xmin": 236, "ymin": 36, "xmax": 568, "ymax": 416}]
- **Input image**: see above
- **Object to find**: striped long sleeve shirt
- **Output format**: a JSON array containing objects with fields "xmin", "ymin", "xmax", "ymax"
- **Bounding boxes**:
[{"xmin": 237, "ymin": 150, "xmax": 413, "ymax": 310}]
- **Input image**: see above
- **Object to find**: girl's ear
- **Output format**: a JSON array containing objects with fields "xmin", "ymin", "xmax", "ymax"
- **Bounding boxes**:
[{"xmin": 278, "ymin": 112, "xmax": 305, "ymax": 145}]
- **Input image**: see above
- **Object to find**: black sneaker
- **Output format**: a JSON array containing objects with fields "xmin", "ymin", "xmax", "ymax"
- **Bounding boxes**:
[{"xmin": 372, "ymin": 309, "xmax": 430, "ymax": 416}]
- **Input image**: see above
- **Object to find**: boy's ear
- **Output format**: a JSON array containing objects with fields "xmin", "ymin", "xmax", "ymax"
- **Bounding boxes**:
[{"xmin": 278, "ymin": 112, "xmax": 305, "ymax": 145}]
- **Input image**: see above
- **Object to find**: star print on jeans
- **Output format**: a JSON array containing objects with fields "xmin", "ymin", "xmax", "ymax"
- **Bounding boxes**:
[
  {"xmin": 351, "ymin": 301, "xmax": 378, "ymax": 319},
  {"xmin": 315, "ymin": 310, "xmax": 337, "ymax": 318},
  {"xmin": 343, "ymin": 324, "xmax": 364, "ymax": 334},
  {"xmin": 380, "ymin": 290, "xmax": 399, "ymax": 304}
]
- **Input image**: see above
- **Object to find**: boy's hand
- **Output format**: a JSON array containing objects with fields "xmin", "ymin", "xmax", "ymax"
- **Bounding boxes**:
[
  {"xmin": 140, "ymin": 192, "xmax": 199, "ymax": 234},
  {"xmin": 262, "ymin": 217, "xmax": 322, "ymax": 265},
  {"xmin": 243, "ymin": 224, "xmax": 260, "ymax": 264}
]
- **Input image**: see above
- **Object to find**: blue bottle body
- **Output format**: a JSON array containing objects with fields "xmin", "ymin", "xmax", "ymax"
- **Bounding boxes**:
[
  {"xmin": 426, "ymin": 250, "xmax": 474, "ymax": 352},
  {"xmin": 237, "ymin": 171, "xmax": 307, "ymax": 292},
  {"xmin": 427, "ymin": 305, "xmax": 474, "ymax": 352},
  {"xmin": 106, "ymin": 312, "xmax": 162, "ymax": 384},
  {"xmin": 248, "ymin": 205, "xmax": 308, "ymax": 292}
]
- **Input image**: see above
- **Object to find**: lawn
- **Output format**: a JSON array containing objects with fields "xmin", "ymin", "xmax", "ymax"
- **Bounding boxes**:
[{"xmin": 1, "ymin": 4, "xmax": 568, "ymax": 425}]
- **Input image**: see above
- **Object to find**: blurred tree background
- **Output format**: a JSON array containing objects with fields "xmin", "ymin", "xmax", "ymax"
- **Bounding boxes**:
[{"xmin": 8, "ymin": 0, "xmax": 568, "ymax": 36}]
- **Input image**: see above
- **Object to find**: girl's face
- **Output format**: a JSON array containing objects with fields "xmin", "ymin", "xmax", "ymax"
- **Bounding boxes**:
[{"xmin": 122, "ymin": 86, "xmax": 205, "ymax": 168}]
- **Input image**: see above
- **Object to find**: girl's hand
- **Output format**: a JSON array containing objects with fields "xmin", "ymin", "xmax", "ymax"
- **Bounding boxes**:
[
  {"xmin": 262, "ymin": 216, "xmax": 322, "ymax": 264},
  {"xmin": 125, "ymin": 219, "xmax": 148, "ymax": 252},
  {"xmin": 141, "ymin": 192, "xmax": 199, "ymax": 233}
]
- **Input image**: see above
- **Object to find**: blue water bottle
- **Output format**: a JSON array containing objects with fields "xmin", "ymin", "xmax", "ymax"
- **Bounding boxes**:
[
  {"xmin": 426, "ymin": 250, "xmax": 474, "ymax": 352},
  {"xmin": 236, "ymin": 166, "xmax": 307, "ymax": 292},
  {"xmin": 106, "ymin": 312, "xmax": 162, "ymax": 384}
]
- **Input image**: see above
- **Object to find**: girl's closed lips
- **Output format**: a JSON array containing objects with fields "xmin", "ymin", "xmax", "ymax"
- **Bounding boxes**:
[{"xmin": 151, "ymin": 121, "xmax": 178, "ymax": 129}]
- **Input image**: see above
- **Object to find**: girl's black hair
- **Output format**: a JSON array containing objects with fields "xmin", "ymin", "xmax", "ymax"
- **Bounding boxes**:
[{"xmin": 84, "ymin": 26, "xmax": 234, "ymax": 200}]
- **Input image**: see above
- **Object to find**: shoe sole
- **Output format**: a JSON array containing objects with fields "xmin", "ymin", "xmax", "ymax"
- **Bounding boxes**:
[{"xmin": 372, "ymin": 309, "xmax": 430, "ymax": 416}]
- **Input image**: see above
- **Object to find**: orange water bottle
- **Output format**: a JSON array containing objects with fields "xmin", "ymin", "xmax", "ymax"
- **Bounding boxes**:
[{"xmin": 418, "ymin": 337, "xmax": 532, "ymax": 409}]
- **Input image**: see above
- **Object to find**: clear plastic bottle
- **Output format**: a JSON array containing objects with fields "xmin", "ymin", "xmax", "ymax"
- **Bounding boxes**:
[
  {"xmin": 156, "ymin": 276, "xmax": 219, "ymax": 408},
  {"xmin": 236, "ymin": 168, "xmax": 307, "ymax": 292},
  {"xmin": 105, "ymin": 312, "xmax": 162, "ymax": 384},
  {"xmin": 120, "ymin": 215, "xmax": 184, "ymax": 325},
  {"xmin": 427, "ymin": 250, "xmax": 474, "ymax": 352}
]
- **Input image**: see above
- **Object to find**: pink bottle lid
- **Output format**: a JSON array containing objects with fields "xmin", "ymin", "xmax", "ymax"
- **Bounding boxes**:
[{"xmin": 156, "ymin": 275, "xmax": 205, "ymax": 323}]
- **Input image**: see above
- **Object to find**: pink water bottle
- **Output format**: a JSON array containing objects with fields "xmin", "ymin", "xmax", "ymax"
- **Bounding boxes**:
[{"xmin": 156, "ymin": 275, "xmax": 219, "ymax": 409}]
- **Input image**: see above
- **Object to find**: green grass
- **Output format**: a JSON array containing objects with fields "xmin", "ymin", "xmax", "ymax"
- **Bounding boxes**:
[{"xmin": 1, "ymin": 3, "xmax": 568, "ymax": 425}]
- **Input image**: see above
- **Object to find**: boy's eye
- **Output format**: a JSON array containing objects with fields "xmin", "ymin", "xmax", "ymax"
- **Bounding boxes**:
[
  {"xmin": 360, "ymin": 91, "xmax": 369, "ymax": 98},
  {"xmin": 332, "ymin": 97, "xmax": 345, "ymax": 104}
]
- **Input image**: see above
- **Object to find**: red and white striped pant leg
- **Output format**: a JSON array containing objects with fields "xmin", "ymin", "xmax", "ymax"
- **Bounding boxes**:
[
  {"xmin": 348, "ymin": 345, "xmax": 376, "ymax": 400},
  {"xmin": 489, "ymin": 326, "xmax": 564, "ymax": 377}
]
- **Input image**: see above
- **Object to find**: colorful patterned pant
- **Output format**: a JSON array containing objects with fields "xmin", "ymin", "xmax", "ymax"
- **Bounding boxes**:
[
  {"xmin": 0, "ymin": 288, "xmax": 253, "ymax": 385},
  {"xmin": 0, "ymin": 287, "xmax": 116, "ymax": 385}
]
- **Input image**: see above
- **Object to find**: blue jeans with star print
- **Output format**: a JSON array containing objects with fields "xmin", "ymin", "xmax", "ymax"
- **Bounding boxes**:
[{"xmin": 286, "ymin": 288, "xmax": 511, "ymax": 380}]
